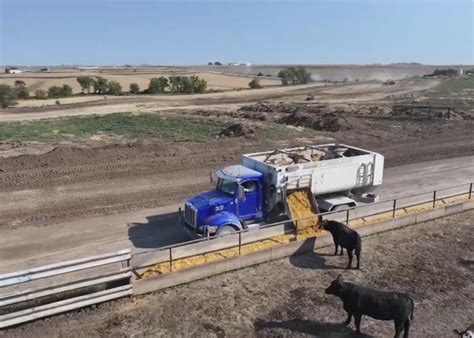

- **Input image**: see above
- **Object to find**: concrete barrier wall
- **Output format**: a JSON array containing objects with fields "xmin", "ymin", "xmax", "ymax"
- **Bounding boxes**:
[{"xmin": 133, "ymin": 198, "xmax": 473, "ymax": 295}]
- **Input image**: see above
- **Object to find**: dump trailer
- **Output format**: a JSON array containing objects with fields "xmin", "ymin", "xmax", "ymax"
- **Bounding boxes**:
[{"xmin": 181, "ymin": 143, "xmax": 384, "ymax": 238}]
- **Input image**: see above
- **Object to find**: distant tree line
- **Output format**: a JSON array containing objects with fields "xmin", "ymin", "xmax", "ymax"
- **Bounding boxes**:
[
  {"xmin": 76, "ymin": 76, "xmax": 122, "ymax": 95},
  {"xmin": 424, "ymin": 68, "xmax": 458, "ymax": 78},
  {"xmin": 144, "ymin": 76, "xmax": 207, "ymax": 94},
  {"xmin": 0, "ymin": 75, "xmax": 208, "ymax": 108},
  {"xmin": 277, "ymin": 66, "xmax": 313, "ymax": 85},
  {"xmin": 77, "ymin": 75, "xmax": 207, "ymax": 95}
]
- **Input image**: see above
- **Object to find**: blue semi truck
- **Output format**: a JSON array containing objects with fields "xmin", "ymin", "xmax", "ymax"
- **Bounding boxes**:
[{"xmin": 180, "ymin": 144, "xmax": 384, "ymax": 238}]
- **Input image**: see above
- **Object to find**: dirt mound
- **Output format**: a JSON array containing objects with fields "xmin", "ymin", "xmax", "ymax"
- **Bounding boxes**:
[
  {"xmin": 239, "ymin": 102, "xmax": 391, "ymax": 118},
  {"xmin": 238, "ymin": 101, "xmax": 303, "ymax": 114},
  {"xmin": 280, "ymin": 112, "xmax": 352, "ymax": 132},
  {"xmin": 219, "ymin": 123, "xmax": 263, "ymax": 138},
  {"xmin": 238, "ymin": 101, "xmax": 278, "ymax": 113}
]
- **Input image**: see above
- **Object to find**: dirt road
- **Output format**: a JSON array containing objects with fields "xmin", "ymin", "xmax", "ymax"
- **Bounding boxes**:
[
  {"xmin": 1, "ymin": 156, "xmax": 472, "ymax": 274},
  {"xmin": 2, "ymin": 210, "xmax": 472, "ymax": 337}
]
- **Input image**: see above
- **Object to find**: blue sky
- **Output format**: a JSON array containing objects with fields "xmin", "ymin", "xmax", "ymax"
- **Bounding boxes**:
[{"xmin": 1, "ymin": 0, "xmax": 473, "ymax": 65}]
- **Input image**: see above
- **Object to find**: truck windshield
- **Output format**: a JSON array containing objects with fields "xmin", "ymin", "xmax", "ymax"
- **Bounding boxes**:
[{"xmin": 217, "ymin": 178, "xmax": 237, "ymax": 195}]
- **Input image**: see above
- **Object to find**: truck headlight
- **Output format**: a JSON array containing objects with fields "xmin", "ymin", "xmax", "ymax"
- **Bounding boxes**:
[{"xmin": 207, "ymin": 225, "xmax": 218, "ymax": 233}]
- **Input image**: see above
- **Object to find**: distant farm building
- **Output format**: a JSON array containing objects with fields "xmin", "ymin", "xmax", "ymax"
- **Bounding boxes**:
[
  {"xmin": 78, "ymin": 66, "xmax": 99, "ymax": 71},
  {"xmin": 5, "ymin": 67, "xmax": 23, "ymax": 74},
  {"xmin": 228, "ymin": 62, "xmax": 252, "ymax": 66}
]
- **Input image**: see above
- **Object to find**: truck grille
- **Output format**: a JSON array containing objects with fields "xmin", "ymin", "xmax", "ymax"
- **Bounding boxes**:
[{"xmin": 184, "ymin": 203, "xmax": 197, "ymax": 228}]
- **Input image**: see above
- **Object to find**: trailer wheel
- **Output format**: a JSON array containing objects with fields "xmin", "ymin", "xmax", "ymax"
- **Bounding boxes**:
[
  {"xmin": 333, "ymin": 205, "xmax": 349, "ymax": 212},
  {"xmin": 216, "ymin": 225, "xmax": 236, "ymax": 236}
]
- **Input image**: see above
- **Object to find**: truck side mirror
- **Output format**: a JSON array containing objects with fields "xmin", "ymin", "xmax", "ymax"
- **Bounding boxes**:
[
  {"xmin": 239, "ymin": 185, "xmax": 246, "ymax": 201},
  {"xmin": 210, "ymin": 171, "xmax": 216, "ymax": 183}
]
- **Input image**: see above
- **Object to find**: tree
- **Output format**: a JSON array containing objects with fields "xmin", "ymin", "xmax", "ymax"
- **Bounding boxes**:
[
  {"xmin": 77, "ymin": 76, "xmax": 94, "ymax": 93},
  {"xmin": 47, "ymin": 84, "xmax": 72, "ymax": 98},
  {"xmin": 148, "ymin": 77, "xmax": 169, "ymax": 94},
  {"xmin": 293, "ymin": 66, "xmax": 312, "ymax": 84},
  {"xmin": 169, "ymin": 76, "xmax": 182, "ymax": 93},
  {"xmin": 61, "ymin": 84, "xmax": 73, "ymax": 97},
  {"xmin": 48, "ymin": 86, "xmax": 64, "ymax": 98},
  {"xmin": 35, "ymin": 89, "xmax": 47, "ymax": 100},
  {"xmin": 257, "ymin": 72, "xmax": 264, "ymax": 77},
  {"xmin": 249, "ymin": 78, "xmax": 262, "ymax": 89},
  {"xmin": 189, "ymin": 75, "xmax": 207, "ymax": 93},
  {"xmin": 168, "ymin": 76, "xmax": 207, "ymax": 94},
  {"xmin": 0, "ymin": 84, "xmax": 17, "ymax": 108},
  {"xmin": 208, "ymin": 62, "xmax": 213, "ymax": 65},
  {"xmin": 277, "ymin": 67, "xmax": 312, "ymax": 85},
  {"xmin": 93, "ymin": 77, "xmax": 108, "ymax": 94},
  {"xmin": 129, "ymin": 83, "xmax": 140, "ymax": 94},
  {"xmin": 107, "ymin": 81, "xmax": 122, "ymax": 95},
  {"xmin": 13, "ymin": 81, "xmax": 29, "ymax": 99},
  {"xmin": 214, "ymin": 61, "xmax": 222, "ymax": 65},
  {"xmin": 278, "ymin": 69, "xmax": 295, "ymax": 85}
]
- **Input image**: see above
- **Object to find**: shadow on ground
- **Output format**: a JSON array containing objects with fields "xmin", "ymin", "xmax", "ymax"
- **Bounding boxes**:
[
  {"xmin": 128, "ymin": 211, "xmax": 190, "ymax": 249},
  {"xmin": 255, "ymin": 318, "xmax": 372, "ymax": 337},
  {"xmin": 289, "ymin": 237, "xmax": 345, "ymax": 270}
]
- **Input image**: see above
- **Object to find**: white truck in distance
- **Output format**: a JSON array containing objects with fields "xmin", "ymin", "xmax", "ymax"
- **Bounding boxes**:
[{"xmin": 182, "ymin": 144, "xmax": 384, "ymax": 238}]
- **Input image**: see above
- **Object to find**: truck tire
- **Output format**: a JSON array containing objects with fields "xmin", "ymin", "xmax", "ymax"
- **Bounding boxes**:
[{"xmin": 216, "ymin": 225, "xmax": 237, "ymax": 237}]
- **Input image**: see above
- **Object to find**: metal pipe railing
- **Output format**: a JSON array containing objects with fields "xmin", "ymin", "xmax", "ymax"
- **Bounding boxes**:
[{"xmin": 133, "ymin": 182, "xmax": 473, "ymax": 269}]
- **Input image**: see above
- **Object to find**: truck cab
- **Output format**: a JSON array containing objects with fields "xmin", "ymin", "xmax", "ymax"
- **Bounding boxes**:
[{"xmin": 182, "ymin": 165, "xmax": 264, "ymax": 238}]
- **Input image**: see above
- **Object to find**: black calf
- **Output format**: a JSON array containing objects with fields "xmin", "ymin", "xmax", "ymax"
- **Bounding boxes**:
[{"xmin": 320, "ymin": 220, "xmax": 361, "ymax": 269}]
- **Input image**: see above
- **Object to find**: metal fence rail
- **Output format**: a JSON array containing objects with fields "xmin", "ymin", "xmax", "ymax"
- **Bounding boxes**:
[
  {"xmin": 133, "ymin": 181, "xmax": 473, "ymax": 273},
  {"xmin": 0, "ymin": 249, "xmax": 132, "ymax": 329}
]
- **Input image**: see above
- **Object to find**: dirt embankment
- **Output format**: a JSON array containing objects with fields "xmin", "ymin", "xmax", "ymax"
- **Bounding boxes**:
[{"xmin": 2, "ymin": 211, "xmax": 472, "ymax": 337}]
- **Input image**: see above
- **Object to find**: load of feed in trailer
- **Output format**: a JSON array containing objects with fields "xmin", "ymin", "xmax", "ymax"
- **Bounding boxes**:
[
  {"xmin": 286, "ymin": 188, "xmax": 321, "ymax": 238},
  {"xmin": 263, "ymin": 145, "xmax": 353, "ymax": 166}
]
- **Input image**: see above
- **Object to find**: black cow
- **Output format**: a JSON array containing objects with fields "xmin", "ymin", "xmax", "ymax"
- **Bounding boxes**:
[
  {"xmin": 320, "ymin": 220, "xmax": 361, "ymax": 269},
  {"xmin": 454, "ymin": 325, "xmax": 474, "ymax": 338},
  {"xmin": 325, "ymin": 275, "xmax": 414, "ymax": 338}
]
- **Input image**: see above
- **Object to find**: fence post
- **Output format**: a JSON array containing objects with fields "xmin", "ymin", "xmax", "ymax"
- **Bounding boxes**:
[
  {"xmin": 346, "ymin": 209, "xmax": 350, "ymax": 225},
  {"xmin": 469, "ymin": 183, "xmax": 473, "ymax": 199},
  {"xmin": 392, "ymin": 199, "xmax": 397, "ymax": 218},
  {"xmin": 169, "ymin": 248, "xmax": 173, "ymax": 272},
  {"xmin": 238, "ymin": 231, "xmax": 242, "ymax": 255},
  {"xmin": 433, "ymin": 190, "xmax": 437, "ymax": 208},
  {"xmin": 295, "ymin": 219, "xmax": 298, "ymax": 239}
]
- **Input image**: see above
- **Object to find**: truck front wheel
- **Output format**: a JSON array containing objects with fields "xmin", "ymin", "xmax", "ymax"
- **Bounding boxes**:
[{"xmin": 216, "ymin": 225, "xmax": 237, "ymax": 237}]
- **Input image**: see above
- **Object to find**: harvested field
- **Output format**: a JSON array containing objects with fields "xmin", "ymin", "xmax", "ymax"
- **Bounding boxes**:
[
  {"xmin": 0, "ymin": 67, "xmax": 280, "ymax": 95},
  {"xmin": 2, "ymin": 211, "xmax": 472, "ymax": 337}
]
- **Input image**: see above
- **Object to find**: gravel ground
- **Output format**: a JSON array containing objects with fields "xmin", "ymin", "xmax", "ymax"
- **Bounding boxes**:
[{"xmin": 2, "ymin": 210, "xmax": 473, "ymax": 337}]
